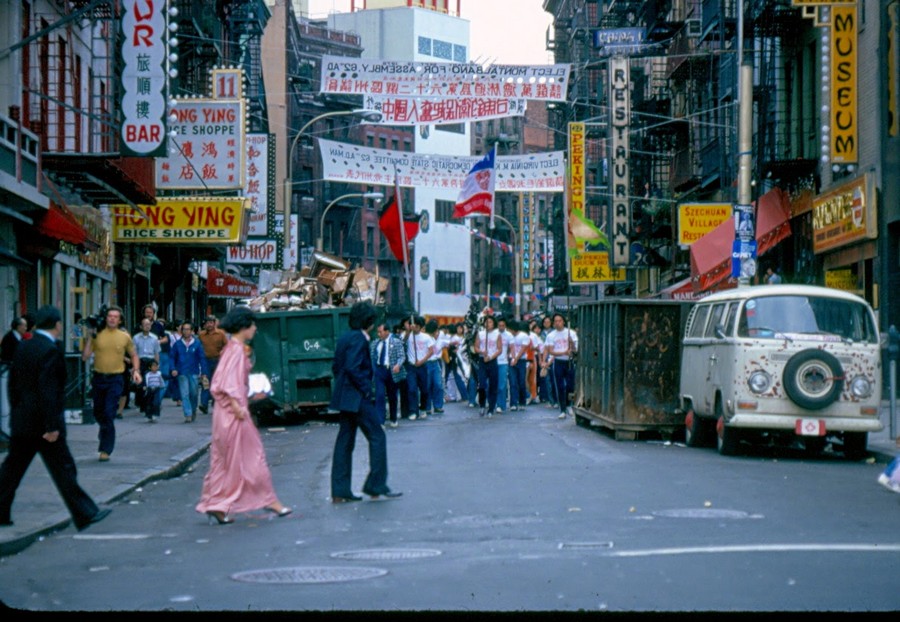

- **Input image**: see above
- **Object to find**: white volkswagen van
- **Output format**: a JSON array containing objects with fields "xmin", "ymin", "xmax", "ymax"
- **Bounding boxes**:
[{"xmin": 679, "ymin": 284, "xmax": 882, "ymax": 457}]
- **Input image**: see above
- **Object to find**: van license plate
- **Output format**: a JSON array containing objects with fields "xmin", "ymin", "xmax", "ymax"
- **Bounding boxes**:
[{"xmin": 795, "ymin": 419, "xmax": 826, "ymax": 436}]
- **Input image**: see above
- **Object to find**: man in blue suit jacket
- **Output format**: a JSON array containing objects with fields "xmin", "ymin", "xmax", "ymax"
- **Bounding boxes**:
[{"xmin": 330, "ymin": 302, "xmax": 402, "ymax": 503}]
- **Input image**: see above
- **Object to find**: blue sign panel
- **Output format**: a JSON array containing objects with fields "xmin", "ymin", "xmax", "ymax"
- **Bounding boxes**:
[{"xmin": 731, "ymin": 239, "xmax": 758, "ymax": 279}]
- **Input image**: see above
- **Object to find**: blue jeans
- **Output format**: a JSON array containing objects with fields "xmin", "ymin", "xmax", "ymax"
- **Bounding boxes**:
[
  {"xmin": 552, "ymin": 359, "xmax": 572, "ymax": 413},
  {"xmin": 509, "ymin": 361, "xmax": 527, "ymax": 408},
  {"xmin": 91, "ymin": 373, "xmax": 125, "ymax": 455},
  {"xmin": 444, "ymin": 365, "xmax": 468, "ymax": 402},
  {"xmin": 200, "ymin": 358, "xmax": 218, "ymax": 409},
  {"xmin": 467, "ymin": 374, "xmax": 478, "ymax": 406},
  {"xmin": 497, "ymin": 363, "xmax": 509, "ymax": 410},
  {"xmin": 483, "ymin": 359, "xmax": 499, "ymax": 413},
  {"xmin": 406, "ymin": 363, "xmax": 429, "ymax": 417},
  {"xmin": 426, "ymin": 360, "xmax": 444, "ymax": 411},
  {"xmin": 176, "ymin": 374, "xmax": 199, "ymax": 418}
]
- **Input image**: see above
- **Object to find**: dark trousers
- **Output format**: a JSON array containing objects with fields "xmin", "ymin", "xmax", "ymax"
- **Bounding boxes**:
[
  {"xmin": 0, "ymin": 434, "xmax": 99, "ymax": 528},
  {"xmin": 330, "ymin": 399, "xmax": 389, "ymax": 497},
  {"xmin": 200, "ymin": 358, "xmax": 219, "ymax": 409},
  {"xmin": 92, "ymin": 373, "xmax": 124, "ymax": 455},
  {"xmin": 144, "ymin": 387, "xmax": 162, "ymax": 418},
  {"xmin": 398, "ymin": 377, "xmax": 410, "ymax": 418},
  {"xmin": 483, "ymin": 359, "xmax": 499, "ymax": 412},
  {"xmin": 509, "ymin": 361, "xmax": 527, "ymax": 407},
  {"xmin": 135, "ymin": 359, "xmax": 154, "ymax": 412},
  {"xmin": 553, "ymin": 359, "xmax": 572, "ymax": 413},
  {"xmin": 406, "ymin": 363, "xmax": 429, "ymax": 417},
  {"xmin": 374, "ymin": 366, "xmax": 399, "ymax": 424}
]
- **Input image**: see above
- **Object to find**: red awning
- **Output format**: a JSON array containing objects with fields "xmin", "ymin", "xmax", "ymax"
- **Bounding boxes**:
[
  {"xmin": 33, "ymin": 202, "xmax": 99, "ymax": 250},
  {"xmin": 207, "ymin": 267, "xmax": 259, "ymax": 299},
  {"xmin": 690, "ymin": 187, "xmax": 792, "ymax": 293}
]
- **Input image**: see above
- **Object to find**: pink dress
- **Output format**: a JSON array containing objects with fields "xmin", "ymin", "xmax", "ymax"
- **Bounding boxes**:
[{"xmin": 196, "ymin": 339, "xmax": 279, "ymax": 515}]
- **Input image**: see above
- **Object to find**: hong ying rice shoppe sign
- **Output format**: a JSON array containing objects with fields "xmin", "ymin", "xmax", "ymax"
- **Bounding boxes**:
[{"xmin": 110, "ymin": 198, "xmax": 250, "ymax": 244}]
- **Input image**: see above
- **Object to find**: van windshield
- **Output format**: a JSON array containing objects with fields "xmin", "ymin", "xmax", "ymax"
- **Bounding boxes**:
[{"xmin": 737, "ymin": 295, "xmax": 878, "ymax": 343}]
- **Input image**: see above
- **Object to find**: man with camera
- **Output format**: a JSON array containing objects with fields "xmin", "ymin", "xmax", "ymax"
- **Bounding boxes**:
[{"xmin": 82, "ymin": 306, "xmax": 141, "ymax": 462}]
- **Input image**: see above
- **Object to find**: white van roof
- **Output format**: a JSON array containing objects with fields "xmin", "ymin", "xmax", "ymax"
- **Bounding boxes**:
[{"xmin": 696, "ymin": 284, "xmax": 870, "ymax": 306}]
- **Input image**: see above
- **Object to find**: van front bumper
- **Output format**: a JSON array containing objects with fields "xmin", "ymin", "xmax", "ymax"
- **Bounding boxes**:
[{"xmin": 728, "ymin": 413, "xmax": 883, "ymax": 433}]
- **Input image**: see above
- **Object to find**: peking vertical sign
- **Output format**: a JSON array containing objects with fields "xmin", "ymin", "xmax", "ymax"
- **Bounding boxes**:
[
  {"xmin": 120, "ymin": 0, "xmax": 168, "ymax": 157},
  {"xmin": 609, "ymin": 56, "xmax": 631, "ymax": 265}
]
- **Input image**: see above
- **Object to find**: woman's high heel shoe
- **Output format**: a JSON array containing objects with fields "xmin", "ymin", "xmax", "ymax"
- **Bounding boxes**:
[
  {"xmin": 264, "ymin": 505, "xmax": 292, "ymax": 517},
  {"xmin": 206, "ymin": 511, "xmax": 234, "ymax": 525}
]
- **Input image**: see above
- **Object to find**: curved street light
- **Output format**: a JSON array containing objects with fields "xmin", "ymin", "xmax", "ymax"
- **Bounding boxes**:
[
  {"xmin": 317, "ymin": 191, "xmax": 385, "ymax": 252},
  {"xmin": 283, "ymin": 108, "xmax": 383, "ymax": 268}
]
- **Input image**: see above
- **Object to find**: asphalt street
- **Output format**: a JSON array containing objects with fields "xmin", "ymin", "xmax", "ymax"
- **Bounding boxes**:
[{"xmin": 0, "ymin": 397, "xmax": 898, "ymax": 611}]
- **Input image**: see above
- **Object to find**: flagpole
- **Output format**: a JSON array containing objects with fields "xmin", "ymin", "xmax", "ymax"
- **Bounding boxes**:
[
  {"xmin": 489, "ymin": 143, "xmax": 497, "ymax": 231},
  {"xmin": 395, "ymin": 166, "xmax": 413, "ymax": 311}
]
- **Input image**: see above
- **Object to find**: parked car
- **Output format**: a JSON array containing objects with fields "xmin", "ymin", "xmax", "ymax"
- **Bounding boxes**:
[{"xmin": 679, "ymin": 284, "xmax": 882, "ymax": 458}]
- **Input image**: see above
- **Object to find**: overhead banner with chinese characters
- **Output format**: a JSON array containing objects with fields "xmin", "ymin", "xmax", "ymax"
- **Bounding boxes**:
[
  {"xmin": 318, "ymin": 139, "xmax": 564, "ymax": 192},
  {"xmin": 110, "ymin": 198, "xmax": 249, "ymax": 244},
  {"xmin": 120, "ymin": 0, "xmax": 167, "ymax": 156},
  {"xmin": 320, "ymin": 56, "xmax": 571, "ymax": 102},
  {"xmin": 362, "ymin": 95, "xmax": 526, "ymax": 125},
  {"xmin": 156, "ymin": 99, "xmax": 246, "ymax": 190}
]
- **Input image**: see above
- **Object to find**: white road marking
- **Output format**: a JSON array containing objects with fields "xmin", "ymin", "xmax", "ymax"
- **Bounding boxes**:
[
  {"xmin": 72, "ymin": 534, "xmax": 152, "ymax": 540},
  {"xmin": 606, "ymin": 543, "xmax": 900, "ymax": 557}
]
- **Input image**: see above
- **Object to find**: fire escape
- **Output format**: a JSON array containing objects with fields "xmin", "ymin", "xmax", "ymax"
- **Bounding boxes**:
[{"xmin": 27, "ymin": 1, "xmax": 155, "ymax": 211}]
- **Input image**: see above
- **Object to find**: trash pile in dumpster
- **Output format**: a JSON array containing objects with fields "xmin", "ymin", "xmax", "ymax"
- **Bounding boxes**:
[{"xmin": 247, "ymin": 250, "xmax": 388, "ymax": 312}]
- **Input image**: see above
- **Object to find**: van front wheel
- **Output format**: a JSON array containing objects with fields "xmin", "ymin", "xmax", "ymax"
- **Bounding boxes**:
[
  {"xmin": 716, "ymin": 413, "xmax": 740, "ymax": 456},
  {"xmin": 685, "ymin": 409, "xmax": 711, "ymax": 447}
]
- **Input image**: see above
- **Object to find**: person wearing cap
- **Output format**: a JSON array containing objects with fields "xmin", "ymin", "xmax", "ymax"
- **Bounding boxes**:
[
  {"xmin": 198, "ymin": 315, "xmax": 227, "ymax": 414},
  {"xmin": 0, "ymin": 305, "xmax": 111, "ymax": 531}
]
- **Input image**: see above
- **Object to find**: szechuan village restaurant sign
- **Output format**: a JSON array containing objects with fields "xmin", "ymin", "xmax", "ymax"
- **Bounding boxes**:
[{"xmin": 111, "ymin": 198, "xmax": 250, "ymax": 244}]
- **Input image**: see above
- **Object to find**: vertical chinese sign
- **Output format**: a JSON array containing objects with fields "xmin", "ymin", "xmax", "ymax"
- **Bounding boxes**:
[{"xmin": 120, "ymin": 0, "xmax": 168, "ymax": 157}]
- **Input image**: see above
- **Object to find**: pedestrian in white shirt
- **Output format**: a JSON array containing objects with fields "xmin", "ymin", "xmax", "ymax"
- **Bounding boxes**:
[
  {"xmin": 496, "ymin": 317, "xmax": 513, "ymax": 413},
  {"xmin": 508, "ymin": 321, "xmax": 532, "ymax": 411},
  {"xmin": 479, "ymin": 315, "xmax": 502, "ymax": 417},
  {"xmin": 425, "ymin": 320, "xmax": 447, "ymax": 414},
  {"xmin": 542, "ymin": 313, "xmax": 577, "ymax": 419},
  {"xmin": 404, "ymin": 316, "xmax": 434, "ymax": 420}
]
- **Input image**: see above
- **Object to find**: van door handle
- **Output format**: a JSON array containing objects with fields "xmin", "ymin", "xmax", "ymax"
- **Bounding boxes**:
[{"xmin": 708, "ymin": 354, "xmax": 717, "ymax": 363}]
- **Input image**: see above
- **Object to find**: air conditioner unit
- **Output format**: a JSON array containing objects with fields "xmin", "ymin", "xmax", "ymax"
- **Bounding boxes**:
[{"xmin": 686, "ymin": 18, "xmax": 702, "ymax": 38}]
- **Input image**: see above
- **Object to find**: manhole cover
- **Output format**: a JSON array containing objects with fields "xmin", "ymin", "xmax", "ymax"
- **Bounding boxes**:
[
  {"xmin": 444, "ymin": 515, "xmax": 542, "ymax": 527},
  {"xmin": 652, "ymin": 508, "xmax": 755, "ymax": 519},
  {"xmin": 331, "ymin": 548, "xmax": 442, "ymax": 561},
  {"xmin": 230, "ymin": 566, "xmax": 387, "ymax": 584}
]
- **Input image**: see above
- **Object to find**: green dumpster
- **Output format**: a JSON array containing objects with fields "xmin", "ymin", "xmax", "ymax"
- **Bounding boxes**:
[{"xmin": 251, "ymin": 307, "xmax": 351, "ymax": 418}]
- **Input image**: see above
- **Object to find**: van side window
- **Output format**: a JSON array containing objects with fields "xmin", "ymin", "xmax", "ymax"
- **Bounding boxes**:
[
  {"xmin": 724, "ymin": 302, "xmax": 739, "ymax": 336},
  {"xmin": 704, "ymin": 303, "xmax": 728, "ymax": 338},
  {"xmin": 687, "ymin": 305, "xmax": 710, "ymax": 338}
]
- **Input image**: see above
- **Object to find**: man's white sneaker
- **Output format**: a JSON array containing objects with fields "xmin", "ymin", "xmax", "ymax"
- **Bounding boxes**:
[
  {"xmin": 390, "ymin": 421, "xmax": 399, "ymax": 428},
  {"xmin": 566, "ymin": 406, "xmax": 574, "ymax": 416},
  {"xmin": 409, "ymin": 414, "xmax": 417, "ymax": 421},
  {"xmin": 877, "ymin": 473, "xmax": 900, "ymax": 493}
]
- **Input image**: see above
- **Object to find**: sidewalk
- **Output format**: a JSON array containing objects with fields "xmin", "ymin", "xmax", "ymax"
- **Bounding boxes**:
[
  {"xmin": 0, "ymin": 398, "xmax": 897, "ymax": 557},
  {"xmin": 0, "ymin": 398, "xmax": 212, "ymax": 556}
]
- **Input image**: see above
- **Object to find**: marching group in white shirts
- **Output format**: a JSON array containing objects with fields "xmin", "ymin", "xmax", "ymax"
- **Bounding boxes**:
[{"xmin": 370, "ymin": 311, "xmax": 578, "ymax": 425}]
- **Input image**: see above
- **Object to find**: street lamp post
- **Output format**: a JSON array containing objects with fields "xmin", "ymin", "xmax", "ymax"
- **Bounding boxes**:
[
  {"xmin": 486, "ymin": 214, "xmax": 521, "ymax": 318},
  {"xmin": 283, "ymin": 108, "xmax": 382, "ymax": 269},
  {"xmin": 317, "ymin": 192, "xmax": 385, "ymax": 252}
]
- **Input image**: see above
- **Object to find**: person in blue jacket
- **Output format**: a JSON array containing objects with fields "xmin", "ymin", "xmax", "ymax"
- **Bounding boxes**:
[{"xmin": 169, "ymin": 320, "xmax": 209, "ymax": 423}]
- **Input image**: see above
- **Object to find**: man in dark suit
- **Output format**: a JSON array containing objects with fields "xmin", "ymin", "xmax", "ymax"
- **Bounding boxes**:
[
  {"xmin": 330, "ymin": 302, "xmax": 401, "ymax": 503},
  {"xmin": 0, "ymin": 306, "xmax": 111, "ymax": 531}
]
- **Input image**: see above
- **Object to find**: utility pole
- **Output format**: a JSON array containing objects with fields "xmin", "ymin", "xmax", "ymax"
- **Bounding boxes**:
[{"xmin": 734, "ymin": 1, "xmax": 756, "ymax": 287}]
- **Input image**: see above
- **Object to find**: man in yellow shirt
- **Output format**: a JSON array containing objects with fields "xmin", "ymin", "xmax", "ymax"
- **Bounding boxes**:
[{"xmin": 82, "ymin": 306, "xmax": 141, "ymax": 462}]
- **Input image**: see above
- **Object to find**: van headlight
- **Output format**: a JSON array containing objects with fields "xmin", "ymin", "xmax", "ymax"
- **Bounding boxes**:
[
  {"xmin": 850, "ymin": 375, "xmax": 873, "ymax": 399},
  {"xmin": 748, "ymin": 370, "xmax": 772, "ymax": 394}
]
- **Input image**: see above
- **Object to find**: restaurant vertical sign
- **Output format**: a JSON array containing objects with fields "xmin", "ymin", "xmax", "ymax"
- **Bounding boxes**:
[{"xmin": 120, "ymin": 0, "xmax": 168, "ymax": 157}]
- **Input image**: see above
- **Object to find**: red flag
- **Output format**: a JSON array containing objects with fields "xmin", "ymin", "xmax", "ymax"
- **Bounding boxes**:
[{"xmin": 378, "ymin": 194, "xmax": 419, "ymax": 263}]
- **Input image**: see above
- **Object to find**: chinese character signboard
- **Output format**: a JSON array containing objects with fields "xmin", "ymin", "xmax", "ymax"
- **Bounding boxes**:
[
  {"xmin": 111, "ymin": 198, "xmax": 249, "ymax": 244},
  {"xmin": 156, "ymin": 99, "xmax": 246, "ymax": 190},
  {"xmin": 120, "ymin": 0, "xmax": 167, "ymax": 156},
  {"xmin": 363, "ymin": 95, "xmax": 526, "ymax": 125},
  {"xmin": 244, "ymin": 133, "xmax": 272, "ymax": 237}
]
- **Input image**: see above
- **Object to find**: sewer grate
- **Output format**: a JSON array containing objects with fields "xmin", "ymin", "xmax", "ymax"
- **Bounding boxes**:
[
  {"xmin": 230, "ymin": 566, "xmax": 388, "ymax": 584},
  {"xmin": 331, "ymin": 548, "xmax": 442, "ymax": 561},
  {"xmin": 652, "ymin": 508, "xmax": 758, "ymax": 519}
]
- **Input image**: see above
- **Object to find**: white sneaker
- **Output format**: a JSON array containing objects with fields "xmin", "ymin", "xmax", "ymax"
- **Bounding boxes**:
[
  {"xmin": 420, "ymin": 412, "xmax": 428, "ymax": 419},
  {"xmin": 409, "ymin": 414, "xmax": 417, "ymax": 421},
  {"xmin": 566, "ymin": 406, "xmax": 574, "ymax": 416},
  {"xmin": 557, "ymin": 411, "xmax": 567, "ymax": 419},
  {"xmin": 390, "ymin": 421, "xmax": 399, "ymax": 428},
  {"xmin": 511, "ymin": 406, "xmax": 518, "ymax": 412},
  {"xmin": 495, "ymin": 407, "xmax": 503, "ymax": 414},
  {"xmin": 877, "ymin": 473, "xmax": 900, "ymax": 493}
]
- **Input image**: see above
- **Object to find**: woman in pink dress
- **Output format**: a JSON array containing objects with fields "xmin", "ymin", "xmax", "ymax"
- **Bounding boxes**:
[{"xmin": 195, "ymin": 306, "xmax": 291, "ymax": 524}]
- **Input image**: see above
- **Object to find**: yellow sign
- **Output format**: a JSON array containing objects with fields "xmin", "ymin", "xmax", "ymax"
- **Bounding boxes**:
[
  {"xmin": 678, "ymin": 203, "xmax": 731, "ymax": 245},
  {"xmin": 570, "ymin": 253, "xmax": 626, "ymax": 283},
  {"xmin": 825, "ymin": 269, "xmax": 858, "ymax": 291},
  {"xmin": 811, "ymin": 173, "xmax": 876, "ymax": 253},
  {"xmin": 831, "ymin": 4, "xmax": 857, "ymax": 163},
  {"xmin": 111, "ymin": 198, "xmax": 249, "ymax": 244}
]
